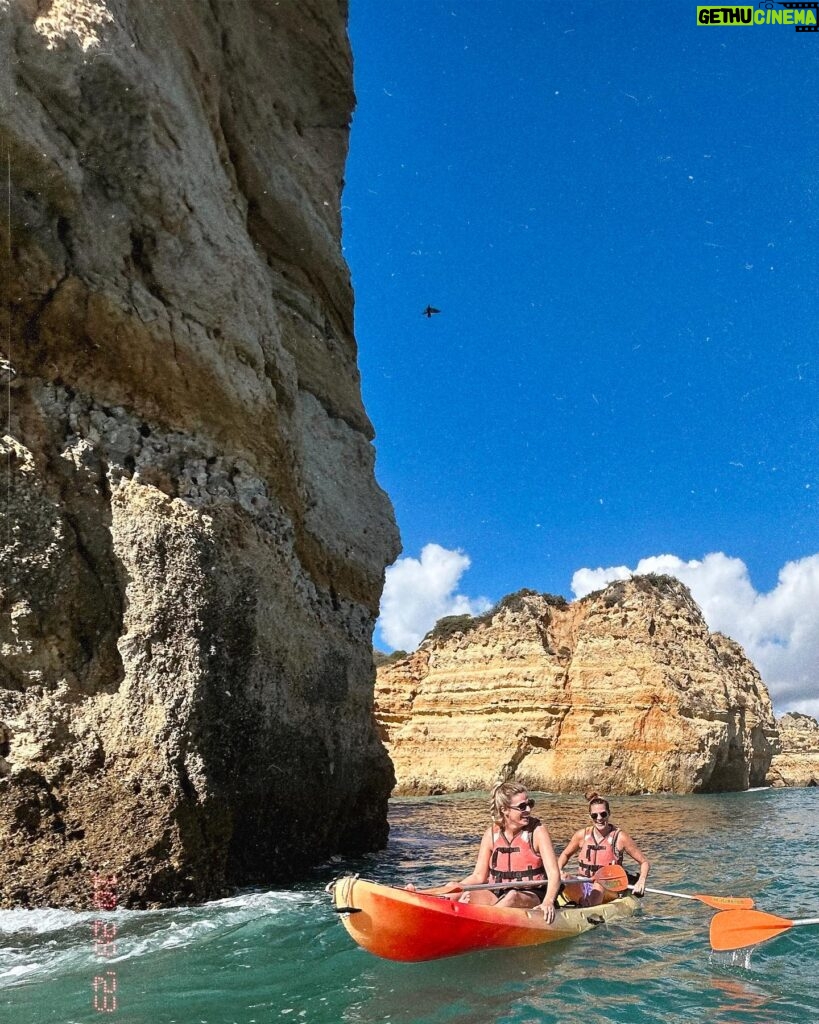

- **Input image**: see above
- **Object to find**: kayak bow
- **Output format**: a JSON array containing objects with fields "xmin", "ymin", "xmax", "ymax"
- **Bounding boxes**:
[{"xmin": 329, "ymin": 875, "xmax": 640, "ymax": 962}]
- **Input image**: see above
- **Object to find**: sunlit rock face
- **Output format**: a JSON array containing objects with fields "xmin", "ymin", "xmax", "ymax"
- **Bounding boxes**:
[
  {"xmin": 0, "ymin": 0, "xmax": 399, "ymax": 907},
  {"xmin": 768, "ymin": 713, "xmax": 819, "ymax": 788},
  {"xmin": 376, "ymin": 578, "xmax": 777, "ymax": 795}
]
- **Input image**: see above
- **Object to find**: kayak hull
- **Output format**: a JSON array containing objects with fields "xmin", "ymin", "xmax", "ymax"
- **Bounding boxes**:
[{"xmin": 330, "ymin": 876, "xmax": 640, "ymax": 962}]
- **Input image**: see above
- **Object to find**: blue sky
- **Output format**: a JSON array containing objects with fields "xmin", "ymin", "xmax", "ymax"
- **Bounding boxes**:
[{"xmin": 343, "ymin": 1, "xmax": 819, "ymax": 714}]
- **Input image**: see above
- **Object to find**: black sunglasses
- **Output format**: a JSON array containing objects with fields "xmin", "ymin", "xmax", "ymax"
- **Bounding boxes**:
[
  {"xmin": 510, "ymin": 800, "xmax": 535, "ymax": 812},
  {"xmin": 590, "ymin": 811, "xmax": 609, "ymax": 820}
]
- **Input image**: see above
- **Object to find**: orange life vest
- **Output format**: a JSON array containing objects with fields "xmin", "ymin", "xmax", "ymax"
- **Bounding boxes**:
[
  {"xmin": 578, "ymin": 825, "xmax": 622, "ymax": 877},
  {"xmin": 489, "ymin": 823, "xmax": 546, "ymax": 883}
]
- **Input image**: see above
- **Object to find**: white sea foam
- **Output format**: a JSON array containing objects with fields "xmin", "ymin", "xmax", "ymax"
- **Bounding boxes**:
[
  {"xmin": 0, "ymin": 907, "xmax": 96, "ymax": 935},
  {"xmin": 0, "ymin": 962, "xmax": 42, "ymax": 980},
  {"xmin": 0, "ymin": 887, "xmax": 321, "ymax": 988}
]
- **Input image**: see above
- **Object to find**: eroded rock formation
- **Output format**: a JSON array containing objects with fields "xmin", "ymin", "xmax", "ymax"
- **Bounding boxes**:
[
  {"xmin": 0, "ymin": 0, "xmax": 399, "ymax": 907},
  {"xmin": 376, "ymin": 578, "xmax": 777, "ymax": 795},
  {"xmin": 767, "ymin": 713, "xmax": 819, "ymax": 788}
]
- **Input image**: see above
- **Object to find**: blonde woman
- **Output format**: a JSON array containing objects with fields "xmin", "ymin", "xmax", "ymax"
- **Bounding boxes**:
[{"xmin": 446, "ymin": 781, "xmax": 561, "ymax": 923}]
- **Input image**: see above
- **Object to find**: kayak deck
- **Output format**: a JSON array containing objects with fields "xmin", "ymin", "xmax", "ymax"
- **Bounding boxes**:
[{"xmin": 330, "ymin": 875, "xmax": 640, "ymax": 962}]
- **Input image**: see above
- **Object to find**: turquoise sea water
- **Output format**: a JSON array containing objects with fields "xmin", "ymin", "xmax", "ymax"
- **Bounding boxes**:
[{"xmin": 2, "ymin": 787, "xmax": 818, "ymax": 1024}]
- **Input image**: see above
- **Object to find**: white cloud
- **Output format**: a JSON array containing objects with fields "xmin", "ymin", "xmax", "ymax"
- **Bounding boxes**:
[
  {"xmin": 571, "ymin": 552, "xmax": 819, "ymax": 718},
  {"xmin": 377, "ymin": 543, "xmax": 492, "ymax": 652}
]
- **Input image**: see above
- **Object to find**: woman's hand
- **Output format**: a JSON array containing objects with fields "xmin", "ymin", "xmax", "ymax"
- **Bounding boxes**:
[{"xmin": 540, "ymin": 899, "xmax": 556, "ymax": 924}]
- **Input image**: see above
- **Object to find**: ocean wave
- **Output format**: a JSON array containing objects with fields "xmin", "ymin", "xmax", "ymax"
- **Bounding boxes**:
[{"xmin": 0, "ymin": 886, "xmax": 324, "ymax": 989}]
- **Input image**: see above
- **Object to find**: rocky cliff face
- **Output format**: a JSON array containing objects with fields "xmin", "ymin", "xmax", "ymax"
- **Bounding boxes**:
[
  {"xmin": 376, "ymin": 578, "xmax": 777, "ymax": 795},
  {"xmin": 767, "ymin": 713, "xmax": 819, "ymax": 788},
  {"xmin": 0, "ymin": 0, "xmax": 399, "ymax": 907}
]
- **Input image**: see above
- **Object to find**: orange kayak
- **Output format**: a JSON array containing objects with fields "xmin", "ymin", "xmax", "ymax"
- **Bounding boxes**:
[{"xmin": 329, "ymin": 876, "xmax": 640, "ymax": 962}]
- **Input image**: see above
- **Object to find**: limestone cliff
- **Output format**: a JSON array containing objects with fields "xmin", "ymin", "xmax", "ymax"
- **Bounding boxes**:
[
  {"xmin": 376, "ymin": 578, "xmax": 777, "ymax": 795},
  {"xmin": 0, "ymin": 0, "xmax": 400, "ymax": 907},
  {"xmin": 767, "ymin": 713, "xmax": 819, "ymax": 788}
]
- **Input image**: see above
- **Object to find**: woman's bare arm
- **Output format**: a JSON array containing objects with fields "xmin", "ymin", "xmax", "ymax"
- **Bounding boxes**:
[
  {"xmin": 618, "ymin": 829, "xmax": 650, "ymax": 894},
  {"xmin": 534, "ymin": 825, "xmax": 562, "ymax": 923},
  {"xmin": 557, "ymin": 830, "xmax": 582, "ymax": 873}
]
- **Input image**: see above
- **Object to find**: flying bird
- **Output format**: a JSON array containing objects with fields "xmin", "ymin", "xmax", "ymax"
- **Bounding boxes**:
[{"xmin": 422, "ymin": 305, "xmax": 441, "ymax": 318}]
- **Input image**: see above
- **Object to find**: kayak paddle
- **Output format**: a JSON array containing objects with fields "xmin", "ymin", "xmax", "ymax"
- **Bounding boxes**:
[
  {"xmin": 421, "ymin": 880, "xmax": 547, "ymax": 896},
  {"xmin": 638, "ymin": 886, "xmax": 753, "ymax": 911},
  {"xmin": 593, "ymin": 868, "xmax": 753, "ymax": 910},
  {"xmin": 424, "ymin": 864, "xmax": 629, "ymax": 897},
  {"xmin": 710, "ymin": 908, "xmax": 819, "ymax": 951}
]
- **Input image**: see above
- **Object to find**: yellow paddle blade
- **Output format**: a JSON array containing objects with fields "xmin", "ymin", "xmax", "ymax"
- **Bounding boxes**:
[
  {"xmin": 594, "ymin": 865, "xmax": 629, "ymax": 892},
  {"xmin": 710, "ymin": 909, "xmax": 794, "ymax": 951},
  {"xmin": 695, "ymin": 893, "xmax": 755, "ymax": 911}
]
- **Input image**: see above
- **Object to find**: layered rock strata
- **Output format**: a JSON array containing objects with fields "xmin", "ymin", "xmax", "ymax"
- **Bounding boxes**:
[
  {"xmin": 0, "ymin": 0, "xmax": 399, "ymax": 907},
  {"xmin": 767, "ymin": 713, "xmax": 819, "ymax": 787},
  {"xmin": 376, "ymin": 578, "xmax": 777, "ymax": 795}
]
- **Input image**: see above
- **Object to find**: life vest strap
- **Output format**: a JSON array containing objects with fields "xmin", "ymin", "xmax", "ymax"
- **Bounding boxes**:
[{"xmin": 489, "ymin": 865, "xmax": 545, "ymax": 882}]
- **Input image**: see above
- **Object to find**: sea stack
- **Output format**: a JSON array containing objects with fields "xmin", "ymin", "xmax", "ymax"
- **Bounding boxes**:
[
  {"xmin": 0, "ymin": 1, "xmax": 399, "ymax": 907},
  {"xmin": 768, "ymin": 713, "xmax": 819, "ymax": 788},
  {"xmin": 376, "ymin": 577, "xmax": 777, "ymax": 795}
]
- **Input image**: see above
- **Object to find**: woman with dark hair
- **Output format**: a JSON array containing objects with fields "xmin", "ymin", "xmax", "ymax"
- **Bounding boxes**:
[
  {"xmin": 558, "ymin": 790, "xmax": 650, "ymax": 907},
  {"xmin": 444, "ymin": 780, "xmax": 562, "ymax": 922}
]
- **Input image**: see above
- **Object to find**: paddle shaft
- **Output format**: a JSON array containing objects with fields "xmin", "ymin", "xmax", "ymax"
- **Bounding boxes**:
[
  {"xmin": 428, "ymin": 878, "xmax": 554, "ymax": 895},
  {"xmin": 424, "ymin": 864, "xmax": 628, "ymax": 897},
  {"xmin": 640, "ymin": 885, "xmax": 696, "ymax": 901},
  {"xmin": 424, "ymin": 874, "xmax": 606, "ymax": 895},
  {"xmin": 620, "ymin": 883, "xmax": 753, "ymax": 910}
]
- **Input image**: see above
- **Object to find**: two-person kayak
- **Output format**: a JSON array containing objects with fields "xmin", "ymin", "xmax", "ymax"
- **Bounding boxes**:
[{"xmin": 328, "ymin": 875, "xmax": 640, "ymax": 962}]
